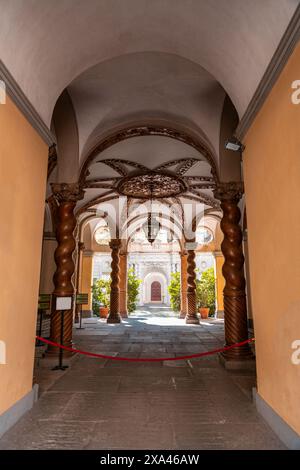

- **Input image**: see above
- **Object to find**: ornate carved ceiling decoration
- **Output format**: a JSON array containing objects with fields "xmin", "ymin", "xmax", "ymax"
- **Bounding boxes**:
[
  {"xmin": 78, "ymin": 155, "xmax": 220, "ymax": 214},
  {"xmin": 76, "ymin": 124, "xmax": 223, "ymax": 217},
  {"xmin": 116, "ymin": 171, "xmax": 186, "ymax": 199}
]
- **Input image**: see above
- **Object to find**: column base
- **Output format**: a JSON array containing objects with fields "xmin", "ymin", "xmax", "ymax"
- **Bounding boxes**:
[
  {"xmin": 179, "ymin": 312, "xmax": 186, "ymax": 319},
  {"xmin": 218, "ymin": 352, "xmax": 256, "ymax": 371},
  {"xmin": 120, "ymin": 312, "xmax": 128, "ymax": 318},
  {"xmin": 185, "ymin": 314, "xmax": 200, "ymax": 325},
  {"xmin": 107, "ymin": 314, "xmax": 122, "ymax": 324}
]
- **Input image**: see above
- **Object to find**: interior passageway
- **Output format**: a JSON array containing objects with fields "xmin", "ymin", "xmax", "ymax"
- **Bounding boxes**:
[
  {"xmin": 1, "ymin": 1, "xmax": 300, "ymax": 450},
  {"xmin": 0, "ymin": 313, "xmax": 283, "ymax": 450}
]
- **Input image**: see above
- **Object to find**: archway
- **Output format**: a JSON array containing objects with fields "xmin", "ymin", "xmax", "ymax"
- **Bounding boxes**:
[{"xmin": 143, "ymin": 271, "xmax": 168, "ymax": 305}]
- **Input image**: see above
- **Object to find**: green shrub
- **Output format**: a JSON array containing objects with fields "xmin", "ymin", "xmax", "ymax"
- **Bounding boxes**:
[
  {"xmin": 196, "ymin": 267, "xmax": 216, "ymax": 316},
  {"xmin": 168, "ymin": 271, "xmax": 181, "ymax": 312},
  {"xmin": 127, "ymin": 267, "xmax": 141, "ymax": 313}
]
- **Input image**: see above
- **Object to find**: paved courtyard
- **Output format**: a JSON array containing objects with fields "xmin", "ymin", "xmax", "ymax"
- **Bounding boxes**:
[{"xmin": 0, "ymin": 308, "xmax": 285, "ymax": 450}]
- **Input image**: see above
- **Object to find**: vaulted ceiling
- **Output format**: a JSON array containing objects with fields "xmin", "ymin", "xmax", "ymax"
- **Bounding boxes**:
[
  {"xmin": 1, "ymin": 0, "xmax": 298, "ymax": 227},
  {"xmin": 68, "ymin": 53, "xmax": 225, "ymax": 164},
  {"xmin": 0, "ymin": 0, "xmax": 296, "ymax": 124}
]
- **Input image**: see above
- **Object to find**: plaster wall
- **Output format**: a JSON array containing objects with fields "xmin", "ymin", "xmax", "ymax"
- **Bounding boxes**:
[
  {"xmin": 0, "ymin": 96, "xmax": 48, "ymax": 415},
  {"xmin": 243, "ymin": 43, "xmax": 300, "ymax": 434}
]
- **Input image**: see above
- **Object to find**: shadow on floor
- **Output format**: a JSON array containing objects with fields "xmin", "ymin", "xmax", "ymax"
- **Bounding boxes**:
[{"xmin": 0, "ymin": 312, "xmax": 285, "ymax": 450}]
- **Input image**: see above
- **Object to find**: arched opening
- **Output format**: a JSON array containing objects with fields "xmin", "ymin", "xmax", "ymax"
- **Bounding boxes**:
[{"xmin": 2, "ymin": 1, "xmax": 297, "ymax": 450}]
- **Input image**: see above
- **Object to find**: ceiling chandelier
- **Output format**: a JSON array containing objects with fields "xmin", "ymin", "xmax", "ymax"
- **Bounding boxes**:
[
  {"xmin": 141, "ymin": 182, "xmax": 161, "ymax": 244},
  {"xmin": 142, "ymin": 212, "xmax": 161, "ymax": 244}
]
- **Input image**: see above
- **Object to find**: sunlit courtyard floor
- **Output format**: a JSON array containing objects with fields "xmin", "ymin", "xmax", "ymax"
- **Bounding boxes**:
[{"xmin": 0, "ymin": 307, "xmax": 285, "ymax": 449}]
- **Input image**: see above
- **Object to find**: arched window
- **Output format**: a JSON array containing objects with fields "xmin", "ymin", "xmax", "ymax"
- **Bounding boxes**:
[
  {"xmin": 196, "ymin": 227, "xmax": 213, "ymax": 245},
  {"xmin": 94, "ymin": 220, "xmax": 111, "ymax": 245}
]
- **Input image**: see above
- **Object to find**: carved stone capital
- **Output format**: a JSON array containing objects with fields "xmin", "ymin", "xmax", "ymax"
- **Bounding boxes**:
[
  {"xmin": 109, "ymin": 239, "xmax": 122, "ymax": 250},
  {"xmin": 214, "ymin": 182, "xmax": 244, "ymax": 202},
  {"xmin": 51, "ymin": 183, "xmax": 85, "ymax": 204}
]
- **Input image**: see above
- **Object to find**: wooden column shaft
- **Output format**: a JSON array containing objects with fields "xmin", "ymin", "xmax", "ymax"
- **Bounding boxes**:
[
  {"xmin": 180, "ymin": 252, "xmax": 188, "ymax": 318},
  {"xmin": 74, "ymin": 241, "xmax": 85, "ymax": 323},
  {"xmin": 185, "ymin": 248, "xmax": 200, "ymax": 324},
  {"xmin": 50, "ymin": 183, "xmax": 84, "ymax": 350},
  {"xmin": 215, "ymin": 183, "xmax": 253, "ymax": 360},
  {"xmin": 119, "ymin": 253, "xmax": 128, "ymax": 318},
  {"xmin": 107, "ymin": 239, "xmax": 122, "ymax": 324}
]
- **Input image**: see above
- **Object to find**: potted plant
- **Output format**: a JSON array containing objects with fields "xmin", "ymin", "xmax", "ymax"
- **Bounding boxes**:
[
  {"xmin": 196, "ymin": 283, "xmax": 210, "ymax": 318},
  {"xmin": 92, "ymin": 278, "xmax": 111, "ymax": 318},
  {"xmin": 196, "ymin": 267, "xmax": 216, "ymax": 319}
]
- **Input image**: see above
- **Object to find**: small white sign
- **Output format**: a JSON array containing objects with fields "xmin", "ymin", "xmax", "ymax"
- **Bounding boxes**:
[
  {"xmin": 0, "ymin": 340, "xmax": 6, "ymax": 365},
  {"xmin": 0, "ymin": 80, "xmax": 6, "ymax": 104},
  {"xmin": 56, "ymin": 296, "xmax": 73, "ymax": 310}
]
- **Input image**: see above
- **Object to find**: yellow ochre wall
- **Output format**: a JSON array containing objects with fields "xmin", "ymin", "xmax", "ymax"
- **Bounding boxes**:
[
  {"xmin": 215, "ymin": 254, "xmax": 225, "ymax": 313},
  {"xmin": 243, "ymin": 43, "xmax": 300, "ymax": 434},
  {"xmin": 80, "ymin": 254, "xmax": 93, "ymax": 311},
  {"xmin": 0, "ymin": 96, "xmax": 48, "ymax": 414}
]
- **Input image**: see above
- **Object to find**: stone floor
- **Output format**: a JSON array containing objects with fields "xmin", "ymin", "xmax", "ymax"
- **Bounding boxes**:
[{"xmin": 0, "ymin": 307, "xmax": 285, "ymax": 450}]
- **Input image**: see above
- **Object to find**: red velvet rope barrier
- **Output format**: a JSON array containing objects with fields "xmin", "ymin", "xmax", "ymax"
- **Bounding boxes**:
[{"xmin": 36, "ymin": 336, "xmax": 255, "ymax": 362}]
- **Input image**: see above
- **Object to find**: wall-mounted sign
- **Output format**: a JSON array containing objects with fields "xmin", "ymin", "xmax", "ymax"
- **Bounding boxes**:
[
  {"xmin": 55, "ymin": 296, "xmax": 73, "ymax": 311},
  {"xmin": 38, "ymin": 294, "xmax": 51, "ymax": 310},
  {"xmin": 76, "ymin": 293, "xmax": 89, "ymax": 305}
]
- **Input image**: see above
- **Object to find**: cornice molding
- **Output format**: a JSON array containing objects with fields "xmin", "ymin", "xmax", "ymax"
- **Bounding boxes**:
[
  {"xmin": 235, "ymin": 5, "xmax": 300, "ymax": 140},
  {"xmin": 213, "ymin": 250, "xmax": 223, "ymax": 257},
  {"xmin": 0, "ymin": 60, "xmax": 55, "ymax": 146},
  {"xmin": 83, "ymin": 250, "xmax": 94, "ymax": 257}
]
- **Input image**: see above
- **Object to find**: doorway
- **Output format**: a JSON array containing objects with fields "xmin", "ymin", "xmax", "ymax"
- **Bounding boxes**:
[{"xmin": 151, "ymin": 281, "xmax": 161, "ymax": 301}]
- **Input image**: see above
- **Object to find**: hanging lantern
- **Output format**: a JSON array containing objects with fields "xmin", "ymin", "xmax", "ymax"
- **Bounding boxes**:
[
  {"xmin": 142, "ymin": 213, "xmax": 161, "ymax": 244},
  {"xmin": 167, "ymin": 230, "xmax": 173, "ymax": 243}
]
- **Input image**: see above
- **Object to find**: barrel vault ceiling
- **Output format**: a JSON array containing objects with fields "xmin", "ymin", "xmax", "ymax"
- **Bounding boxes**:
[{"xmin": 0, "ymin": 0, "xmax": 298, "ymax": 224}]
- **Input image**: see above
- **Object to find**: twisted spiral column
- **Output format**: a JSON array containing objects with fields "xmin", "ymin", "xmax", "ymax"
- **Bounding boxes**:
[
  {"xmin": 107, "ymin": 239, "xmax": 122, "ymax": 323},
  {"xmin": 119, "ymin": 253, "xmax": 128, "ymax": 318},
  {"xmin": 180, "ymin": 252, "xmax": 188, "ymax": 319},
  {"xmin": 215, "ymin": 183, "xmax": 253, "ymax": 360},
  {"xmin": 186, "ymin": 247, "xmax": 200, "ymax": 324},
  {"xmin": 49, "ymin": 183, "xmax": 84, "ymax": 351},
  {"xmin": 74, "ymin": 241, "xmax": 85, "ymax": 324}
]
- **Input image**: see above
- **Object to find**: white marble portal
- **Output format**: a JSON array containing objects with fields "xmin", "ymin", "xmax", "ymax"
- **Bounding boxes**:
[{"xmin": 92, "ymin": 251, "xmax": 215, "ymax": 307}]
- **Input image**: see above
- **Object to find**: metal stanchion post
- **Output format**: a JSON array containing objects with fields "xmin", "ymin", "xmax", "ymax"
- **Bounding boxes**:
[
  {"xmin": 77, "ymin": 305, "xmax": 85, "ymax": 330},
  {"xmin": 52, "ymin": 310, "xmax": 69, "ymax": 371},
  {"xmin": 36, "ymin": 309, "xmax": 43, "ymax": 346}
]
